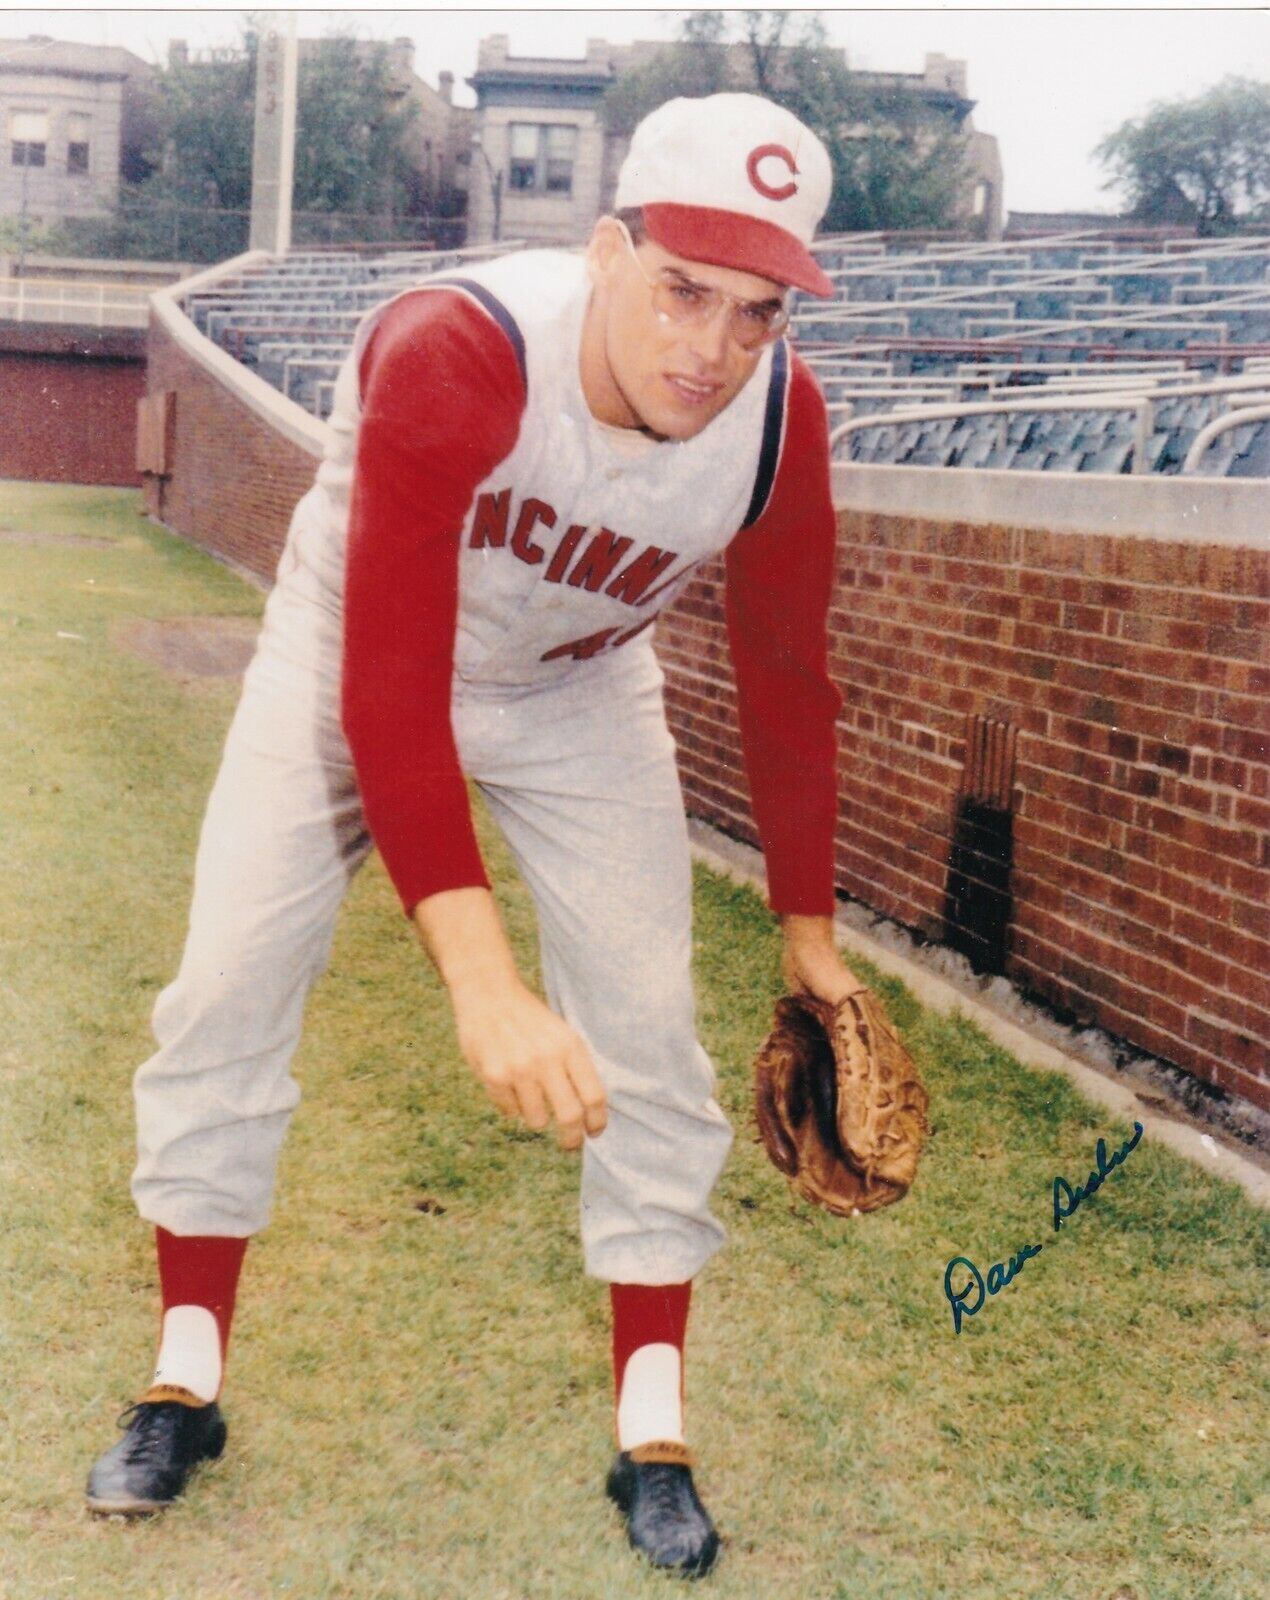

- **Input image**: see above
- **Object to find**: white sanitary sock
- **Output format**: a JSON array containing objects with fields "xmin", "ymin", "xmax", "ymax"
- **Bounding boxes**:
[
  {"xmin": 617, "ymin": 1342, "xmax": 684, "ymax": 1450},
  {"xmin": 151, "ymin": 1304, "xmax": 222, "ymax": 1402}
]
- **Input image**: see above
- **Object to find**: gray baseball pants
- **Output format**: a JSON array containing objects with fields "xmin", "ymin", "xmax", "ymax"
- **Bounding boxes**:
[{"xmin": 131, "ymin": 514, "xmax": 733, "ymax": 1286}]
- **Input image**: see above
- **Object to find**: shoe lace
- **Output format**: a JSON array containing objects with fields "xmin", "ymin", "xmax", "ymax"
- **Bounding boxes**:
[{"xmin": 114, "ymin": 1402, "xmax": 180, "ymax": 1466}]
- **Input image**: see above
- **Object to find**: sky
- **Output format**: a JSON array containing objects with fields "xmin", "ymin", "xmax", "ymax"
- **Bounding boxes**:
[{"xmin": 3, "ymin": 5, "xmax": 1267, "ymax": 215}]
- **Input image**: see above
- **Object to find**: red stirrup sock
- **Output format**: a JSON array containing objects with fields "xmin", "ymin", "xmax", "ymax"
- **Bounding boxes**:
[
  {"xmin": 610, "ymin": 1280, "xmax": 692, "ymax": 1451},
  {"xmin": 147, "ymin": 1228, "xmax": 249, "ymax": 1403}
]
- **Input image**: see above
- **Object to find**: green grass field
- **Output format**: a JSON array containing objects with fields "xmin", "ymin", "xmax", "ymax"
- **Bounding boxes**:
[{"xmin": 1, "ymin": 482, "xmax": 1266, "ymax": 1600}]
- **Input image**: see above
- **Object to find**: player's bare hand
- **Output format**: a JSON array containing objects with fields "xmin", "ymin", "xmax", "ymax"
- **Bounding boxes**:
[
  {"xmin": 779, "ymin": 913, "xmax": 862, "ymax": 1008},
  {"xmin": 450, "ymin": 978, "xmax": 608, "ymax": 1151}
]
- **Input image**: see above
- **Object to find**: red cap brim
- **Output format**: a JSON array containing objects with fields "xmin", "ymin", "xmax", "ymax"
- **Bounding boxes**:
[{"xmin": 641, "ymin": 202, "xmax": 835, "ymax": 299}]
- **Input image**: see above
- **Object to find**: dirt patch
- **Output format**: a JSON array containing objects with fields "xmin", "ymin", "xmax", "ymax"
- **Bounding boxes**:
[
  {"xmin": 112, "ymin": 616, "xmax": 261, "ymax": 679},
  {"xmin": 0, "ymin": 529, "xmax": 116, "ymax": 548}
]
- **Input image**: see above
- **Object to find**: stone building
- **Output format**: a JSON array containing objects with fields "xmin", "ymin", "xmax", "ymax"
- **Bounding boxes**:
[
  {"xmin": 0, "ymin": 35, "xmax": 155, "ymax": 226},
  {"xmin": 466, "ymin": 38, "xmax": 614, "ymax": 247},
  {"xmin": 466, "ymin": 34, "xmax": 1004, "ymax": 246}
]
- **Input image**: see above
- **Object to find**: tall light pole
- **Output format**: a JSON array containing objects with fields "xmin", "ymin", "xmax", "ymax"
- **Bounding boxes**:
[
  {"xmin": 471, "ymin": 134, "xmax": 502, "ymax": 243},
  {"xmin": 249, "ymin": 12, "xmax": 298, "ymax": 253}
]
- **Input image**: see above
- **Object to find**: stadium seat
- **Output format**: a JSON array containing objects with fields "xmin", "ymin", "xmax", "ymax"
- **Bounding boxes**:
[{"xmin": 188, "ymin": 236, "xmax": 1270, "ymax": 462}]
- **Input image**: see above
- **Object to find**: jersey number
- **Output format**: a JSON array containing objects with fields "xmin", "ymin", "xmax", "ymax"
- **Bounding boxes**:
[{"xmin": 539, "ymin": 615, "xmax": 657, "ymax": 662}]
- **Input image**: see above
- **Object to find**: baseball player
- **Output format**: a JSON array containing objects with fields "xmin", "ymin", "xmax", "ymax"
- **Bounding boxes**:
[{"xmin": 86, "ymin": 93, "xmax": 859, "ymax": 1578}]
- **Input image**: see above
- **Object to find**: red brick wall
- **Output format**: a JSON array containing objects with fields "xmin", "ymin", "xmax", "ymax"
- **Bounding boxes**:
[
  {"xmin": 143, "ymin": 318, "xmax": 317, "ymax": 583},
  {"xmin": 658, "ymin": 513, "xmax": 1269, "ymax": 1114},
  {"xmin": 0, "ymin": 329, "xmax": 145, "ymax": 486}
]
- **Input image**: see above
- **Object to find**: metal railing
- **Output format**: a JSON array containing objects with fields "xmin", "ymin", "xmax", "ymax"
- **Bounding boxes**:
[
  {"xmin": 815, "ymin": 233, "xmax": 1270, "ymax": 303},
  {"xmin": 0, "ymin": 278, "xmax": 152, "ymax": 328},
  {"xmin": 831, "ymin": 392, "xmax": 1159, "ymax": 473},
  {"xmin": 1183, "ymin": 403, "xmax": 1270, "ymax": 473},
  {"xmin": 829, "ymin": 372, "xmax": 1270, "ymax": 474},
  {"xmin": 797, "ymin": 295, "xmax": 1270, "ymax": 347}
]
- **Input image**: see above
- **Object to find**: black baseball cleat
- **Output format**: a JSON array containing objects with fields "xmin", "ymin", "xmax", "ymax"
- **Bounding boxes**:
[
  {"xmin": 606, "ymin": 1440, "xmax": 720, "ymax": 1579},
  {"xmin": 85, "ymin": 1385, "xmax": 227, "ymax": 1516}
]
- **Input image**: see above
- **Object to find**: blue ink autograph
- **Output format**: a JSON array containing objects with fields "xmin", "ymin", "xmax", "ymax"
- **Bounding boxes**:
[
  {"xmin": 1052, "ymin": 1122, "xmax": 1145, "ymax": 1231},
  {"xmin": 943, "ymin": 1122, "xmax": 1144, "ymax": 1335}
]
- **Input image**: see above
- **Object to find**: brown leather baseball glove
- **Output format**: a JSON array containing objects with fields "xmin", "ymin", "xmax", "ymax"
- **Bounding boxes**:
[{"xmin": 753, "ymin": 987, "xmax": 929, "ymax": 1216}]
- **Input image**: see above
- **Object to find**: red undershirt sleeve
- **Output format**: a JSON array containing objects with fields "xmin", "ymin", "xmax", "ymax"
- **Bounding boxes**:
[
  {"xmin": 342, "ymin": 288, "xmax": 526, "ymax": 917},
  {"xmin": 724, "ymin": 353, "xmax": 842, "ymax": 916}
]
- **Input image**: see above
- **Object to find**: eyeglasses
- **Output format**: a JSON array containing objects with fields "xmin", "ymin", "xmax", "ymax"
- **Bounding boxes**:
[{"xmin": 617, "ymin": 220, "xmax": 790, "ymax": 352}]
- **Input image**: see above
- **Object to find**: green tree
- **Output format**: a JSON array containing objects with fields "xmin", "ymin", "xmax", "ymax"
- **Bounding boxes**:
[
  {"xmin": 157, "ymin": 41, "xmax": 256, "ymax": 211},
  {"xmin": 737, "ymin": 11, "xmax": 967, "ymax": 233},
  {"xmin": 1095, "ymin": 77, "xmax": 1270, "ymax": 235},
  {"xmin": 601, "ymin": 13, "xmax": 731, "ymax": 137},
  {"xmin": 828, "ymin": 77, "xmax": 970, "ymax": 233},
  {"xmin": 601, "ymin": 10, "xmax": 968, "ymax": 234},
  {"xmin": 62, "ymin": 20, "xmax": 428, "ymax": 262},
  {"xmin": 291, "ymin": 35, "xmax": 421, "ymax": 223}
]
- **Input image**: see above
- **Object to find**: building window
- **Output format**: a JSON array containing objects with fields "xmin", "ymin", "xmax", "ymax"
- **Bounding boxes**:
[
  {"xmin": 508, "ymin": 124, "xmax": 538, "ymax": 190},
  {"xmin": 543, "ymin": 124, "xmax": 576, "ymax": 192},
  {"xmin": 67, "ymin": 112, "xmax": 90, "ymax": 174},
  {"xmin": 507, "ymin": 123, "xmax": 577, "ymax": 195},
  {"xmin": 10, "ymin": 110, "xmax": 48, "ymax": 168}
]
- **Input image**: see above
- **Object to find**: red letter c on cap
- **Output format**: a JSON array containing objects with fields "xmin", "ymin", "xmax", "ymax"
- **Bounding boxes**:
[{"xmin": 747, "ymin": 144, "xmax": 799, "ymax": 202}]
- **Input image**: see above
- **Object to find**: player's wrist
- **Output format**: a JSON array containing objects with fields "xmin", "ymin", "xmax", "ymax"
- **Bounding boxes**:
[
  {"xmin": 444, "ymin": 959, "xmax": 524, "ymax": 1008},
  {"xmin": 412, "ymin": 885, "xmax": 521, "ymax": 997},
  {"xmin": 778, "ymin": 912, "xmax": 837, "ymax": 952}
]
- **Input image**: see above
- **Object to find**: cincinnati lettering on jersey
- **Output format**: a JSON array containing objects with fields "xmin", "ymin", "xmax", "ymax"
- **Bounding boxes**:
[{"xmin": 469, "ymin": 488, "xmax": 694, "ymax": 661}]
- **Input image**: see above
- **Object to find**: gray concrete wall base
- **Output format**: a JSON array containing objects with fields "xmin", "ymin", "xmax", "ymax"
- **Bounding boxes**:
[
  {"xmin": 686, "ymin": 819, "xmax": 1270, "ymax": 1209},
  {"xmin": 831, "ymin": 460, "xmax": 1267, "ymax": 544}
]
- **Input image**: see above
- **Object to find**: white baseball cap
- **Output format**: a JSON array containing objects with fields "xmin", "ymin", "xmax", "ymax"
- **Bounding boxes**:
[{"xmin": 614, "ymin": 93, "xmax": 835, "ymax": 298}]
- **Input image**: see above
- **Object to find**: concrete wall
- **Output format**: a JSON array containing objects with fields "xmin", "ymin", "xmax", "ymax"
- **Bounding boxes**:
[
  {"xmin": 0, "ymin": 323, "xmax": 144, "ymax": 485},
  {"xmin": 142, "ymin": 313, "xmax": 316, "ymax": 581}
]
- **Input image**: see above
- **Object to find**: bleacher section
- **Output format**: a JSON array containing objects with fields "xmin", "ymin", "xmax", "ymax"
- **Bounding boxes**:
[
  {"xmin": 184, "ymin": 232, "xmax": 1270, "ymax": 476},
  {"xmin": 183, "ymin": 245, "xmax": 514, "ymax": 419}
]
